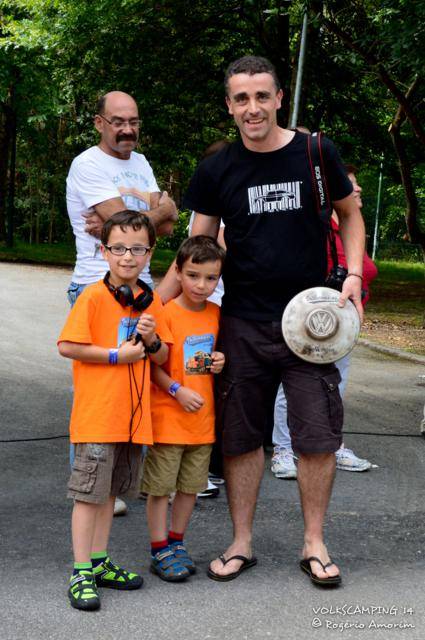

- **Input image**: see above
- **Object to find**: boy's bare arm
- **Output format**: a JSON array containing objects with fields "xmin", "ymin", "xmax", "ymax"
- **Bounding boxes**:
[
  {"xmin": 151, "ymin": 364, "xmax": 204, "ymax": 413},
  {"xmin": 135, "ymin": 313, "xmax": 168, "ymax": 365},
  {"xmin": 58, "ymin": 339, "xmax": 145, "ymax": 364}
]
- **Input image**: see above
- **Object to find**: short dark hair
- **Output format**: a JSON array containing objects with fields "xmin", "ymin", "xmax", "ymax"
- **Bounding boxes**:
[
  {"xmin": 344, "ymin": 163, "xmax": 358, "ymax": 175},
  {"xmin": 101, "ymin": 210, "xmax": 156, "ymax": 247},
  {"xmin": 176, "ymin": 235, "xmax": 226, "ymax": 272},
  {"xmin": 224, "ymin": 56, "xmax": 281, "ymax": 94},
  {"xmin": 96, "ymin": 95, "xmax": 107, "ymax": 116}
]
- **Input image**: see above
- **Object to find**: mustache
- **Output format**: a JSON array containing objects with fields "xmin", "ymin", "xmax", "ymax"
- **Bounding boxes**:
[{"xmin": 116, "ymin": 133, "xmax": 137, "ymax": 143}]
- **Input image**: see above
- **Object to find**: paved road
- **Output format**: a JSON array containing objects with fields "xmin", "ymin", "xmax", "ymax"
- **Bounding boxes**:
[{"xmin": 1, "ymin": 263, "xmax": 424, "ymax": 640}]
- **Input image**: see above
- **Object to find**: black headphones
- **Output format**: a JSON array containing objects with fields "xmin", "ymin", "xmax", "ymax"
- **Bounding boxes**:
[{"xmin": 103, "ymin": 271, "xmax": 154, "ymax": 311}]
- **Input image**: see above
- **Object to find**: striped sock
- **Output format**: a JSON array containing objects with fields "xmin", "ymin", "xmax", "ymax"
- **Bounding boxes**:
[
  {"xmin": 168, "ymin": 530, "xmax": 184, "ymax": 545},
  {"xmin": 91, "ymin": 551, "xmax": 108, "ymax": 569},
  {"xmin": 73, "ymin": 561, "xmax": 92, "ymax": 577},
  {"xmin": 151, "ymin": 539, "xmax": 169, "ymax": 556}
]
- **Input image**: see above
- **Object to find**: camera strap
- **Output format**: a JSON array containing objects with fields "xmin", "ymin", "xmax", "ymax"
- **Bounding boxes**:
[{"xmin": 306, "ymin": 132, "xmax": 338, "ymax": 271}]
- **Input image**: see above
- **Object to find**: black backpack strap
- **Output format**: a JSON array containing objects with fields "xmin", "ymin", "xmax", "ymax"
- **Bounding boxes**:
[{"xmin": 307, "ymin": 132, "xmax": 338, "ymax": 271}]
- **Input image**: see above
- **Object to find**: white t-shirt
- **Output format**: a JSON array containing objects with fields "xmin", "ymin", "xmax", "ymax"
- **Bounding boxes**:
[
  {"xmin": 66, "ymin": 146, "xmax": 159, "ymax": 285},
  {"xmin": 188, "ymin": 212, "xmax": 224, "ymax": 306}
]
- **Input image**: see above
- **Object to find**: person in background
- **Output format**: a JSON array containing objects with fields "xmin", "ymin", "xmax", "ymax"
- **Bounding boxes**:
[
  {"xmin": 271, "ymin": 165, "xmax": 378, "ymax": 479},
  {"xmin": 66, "ymin": 90, "xmax": 177, "ymax": 516}
]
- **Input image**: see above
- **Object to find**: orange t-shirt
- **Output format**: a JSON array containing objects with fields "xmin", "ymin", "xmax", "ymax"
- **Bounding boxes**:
[
  {"xmin": 151, "ymin": 300, "xmax": 220, "ymax": 444},
  {"xmin": 58, "ymin": 280, "xmax": 173, "ymax": 445}
]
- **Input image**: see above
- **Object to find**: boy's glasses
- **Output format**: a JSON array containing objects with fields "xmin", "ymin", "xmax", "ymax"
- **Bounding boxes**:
[{"xmin": 104, "ymin": 244, "xmax": 151, "ymax": 256}]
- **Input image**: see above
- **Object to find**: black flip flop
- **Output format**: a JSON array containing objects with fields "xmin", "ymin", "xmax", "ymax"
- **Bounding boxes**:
[
  {"xmin": 300, "ymin": 556, "xmax": 342, "ymax": 587},
  {"xmin": 207, "ymin": 554, "xmax": 258, "ymax": 582}
]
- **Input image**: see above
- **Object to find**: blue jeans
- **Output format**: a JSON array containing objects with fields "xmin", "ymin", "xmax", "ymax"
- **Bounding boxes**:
[{"xmin": 67, "ymin": 282, "xmax": 87, "ymax": 467}]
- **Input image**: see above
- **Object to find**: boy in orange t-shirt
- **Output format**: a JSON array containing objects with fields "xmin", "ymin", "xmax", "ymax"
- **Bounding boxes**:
[
  {"xmin": 142, "ymin": 236, "xmax": 225, "ymax": 581},
  {"xmin": 58, "ymin": 210, "xmax": 172, "ymax": 611}
]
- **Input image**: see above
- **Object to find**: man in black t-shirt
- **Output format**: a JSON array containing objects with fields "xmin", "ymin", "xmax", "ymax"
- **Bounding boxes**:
[{"xmin": 158, "ymin": 56, "xmax": 365, "ymax": 586}]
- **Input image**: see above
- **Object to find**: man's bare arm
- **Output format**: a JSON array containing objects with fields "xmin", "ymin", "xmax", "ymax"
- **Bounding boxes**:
[
  {"xmin": 333, "ymin": 192, "xmax": 366, "ymax": 322},
  {"xmin": 157, "ymin": 213, "xmax": 220, "ymax": 303},
  {"xmin": 84, "ymin": 191, "xmax": 178, "ymax": 238}
]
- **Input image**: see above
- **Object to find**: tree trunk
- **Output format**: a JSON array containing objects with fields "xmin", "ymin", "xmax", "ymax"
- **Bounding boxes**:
[
  {"xmin": 0, "ymin": 106, "xmax": 13, "ymax": 241},
  {"xmin": 388, "ymin": 80, "xmax": 425, "ymax": 257}
]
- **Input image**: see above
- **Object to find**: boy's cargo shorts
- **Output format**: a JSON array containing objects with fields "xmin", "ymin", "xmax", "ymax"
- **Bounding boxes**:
[
  {"xmin": 141, "ymin": 443, "xmax": 212, "ymax": 496},
  {"xmin": 67, "ymin": 442, "xmax": 143, "ymax": 504},
  {"xmin": 215, "ymin": 315, "xmax": 343, "ymax": 456}
]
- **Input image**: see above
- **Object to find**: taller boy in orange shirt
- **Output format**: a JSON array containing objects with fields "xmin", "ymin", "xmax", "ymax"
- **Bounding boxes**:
[
  {"xmin": 141, "ymin": 236, "xmax": 225, "ymax": 581},
  {"xmin": 58, "ymin": 210, "xmax": 172, "ymax": 611}
]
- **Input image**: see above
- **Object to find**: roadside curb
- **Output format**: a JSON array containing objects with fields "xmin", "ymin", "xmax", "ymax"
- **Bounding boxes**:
[{"xmin": 358, "ymin": 338, "xmax": 425, "ymax": 366}]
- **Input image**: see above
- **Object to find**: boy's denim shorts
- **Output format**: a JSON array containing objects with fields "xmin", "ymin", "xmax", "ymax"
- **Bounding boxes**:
[{"xmin": 67, "ymin": 442, "xmax": 143, "ymax": 504}]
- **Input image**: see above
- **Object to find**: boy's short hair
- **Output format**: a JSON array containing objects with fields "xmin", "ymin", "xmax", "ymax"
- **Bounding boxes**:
[
  {"xmin": 224, "ymin": 55, "xmax": 281, "ymax": 94},
  {"xmin": 176, "ymin": 235, "xmax": 226, "ymax": 272},
  {"xmin": 101, "ymin": 210, "xmax": 156, "ymax": 247}
]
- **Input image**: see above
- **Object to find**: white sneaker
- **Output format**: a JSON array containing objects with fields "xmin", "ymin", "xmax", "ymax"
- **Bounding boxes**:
[
  {"xmin": 271, "ymin": 447, "xmax": 298, "ymax": 479},
  {"xmin": 197, "ymin": 479, "xmax": 220, "ymax": 498},
  {"xmin": 335, "ymin": 447, "xmax": 372, "ymax": 472},
  {"xmin": 113, "ymin": 497, "xmax": 128, "ymax": 516}
]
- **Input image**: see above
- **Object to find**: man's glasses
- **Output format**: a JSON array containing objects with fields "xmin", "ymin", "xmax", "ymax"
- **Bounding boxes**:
[
  {"xmin": 104, "ymin": 245, "xmax": 151, "ymax": 256},
  {"xmin": 98, "ymin": 114, "xmax": 141, "ymax": 129}
]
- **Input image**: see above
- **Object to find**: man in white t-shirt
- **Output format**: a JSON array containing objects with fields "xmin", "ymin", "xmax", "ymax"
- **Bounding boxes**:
[
  {"xmin": 66, "ymin": 90, "xmax": 177, "ymax": 299},
  {"xmin": 66, "ymin": 91, "xmax": 177, "ymax": 515}
]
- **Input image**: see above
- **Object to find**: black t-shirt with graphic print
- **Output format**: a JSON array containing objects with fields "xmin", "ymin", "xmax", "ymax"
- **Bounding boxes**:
[{"xmin": 184, "ymin": 131, "xmax": 353, "ymax": 321}]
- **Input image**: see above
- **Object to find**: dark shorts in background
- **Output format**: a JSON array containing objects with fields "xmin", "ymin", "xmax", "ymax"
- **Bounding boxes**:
[
  {"xmin": 67, "ymin": 442, "xmax": 143, "ymax": 504},
  {"xmin": 215, "ymin": 315, "xmax": 343, "ymax": 456}
]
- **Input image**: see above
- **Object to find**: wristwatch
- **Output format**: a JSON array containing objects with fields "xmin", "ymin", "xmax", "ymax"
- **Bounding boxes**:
[
  {"xmin": 168, "ymin": 382, "xmax": 181, "ymax": 397},
  {"xmin": 145, "ymin": 334, "xmax": 162, "ymax": 354}
]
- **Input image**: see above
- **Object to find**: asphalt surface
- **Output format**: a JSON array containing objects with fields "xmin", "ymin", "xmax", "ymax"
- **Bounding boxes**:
[{"xmin": 1, "ymin": 262, "xmax": 424, "ymax": 640}]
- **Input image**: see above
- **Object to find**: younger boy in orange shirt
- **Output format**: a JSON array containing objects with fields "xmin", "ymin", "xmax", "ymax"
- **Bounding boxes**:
[
  {"xmin": 58, "ymin": 210, "xmax": 172, "ymax": 611},
  {"xmin": 142, "ymin": 235, "xmax": 225, "ymax": 581}
]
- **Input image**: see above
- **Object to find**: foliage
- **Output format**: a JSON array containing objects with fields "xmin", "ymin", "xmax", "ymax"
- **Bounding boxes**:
[{"xmin": 0, "ymin": 0, "xmax": 424, "ymax": 253}]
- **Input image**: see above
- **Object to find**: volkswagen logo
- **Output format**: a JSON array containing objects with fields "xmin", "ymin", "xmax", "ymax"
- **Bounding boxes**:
[{"xmin": 305, "ymin": 308, "xmax": 338, "ymax": 340}]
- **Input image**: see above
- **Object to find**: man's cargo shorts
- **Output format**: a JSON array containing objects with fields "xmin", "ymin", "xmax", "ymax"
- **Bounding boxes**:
[{"xmin": 215, "ymin": 315, "xmax": 343, "ymax": 456}]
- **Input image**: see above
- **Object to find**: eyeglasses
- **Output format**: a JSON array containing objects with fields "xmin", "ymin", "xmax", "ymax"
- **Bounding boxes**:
[
  {"xmin": 104, "ymin": 244, "xmax": 151, "ymax": 256},
  {"xmin": 98, "ymin": 114, "xmax": 142, "ymax": 129}
]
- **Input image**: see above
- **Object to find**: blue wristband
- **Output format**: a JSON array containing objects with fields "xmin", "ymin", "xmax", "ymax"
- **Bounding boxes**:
[
  {"xmin": 168, "ymin": 382, "xmax": 181, "ymax": 397},
  {"xmin": 109, "ymin": 348, "xmax": 119, "ymax": 365}
]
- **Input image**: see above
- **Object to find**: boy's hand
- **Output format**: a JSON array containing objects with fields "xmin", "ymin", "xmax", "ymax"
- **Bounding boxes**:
[
  {"xmin": 118, "ymin": 337, "xmax": 146, "ymax": 364},
  {"xmin": 136, "ymin": 313, "xmax": 157, "ymax": 345},
  {"xmin": 175, "ymin": 387, "xmax": 205, "ymax": 413},
  {"xmin": 210, "ymin": 351, "xmax": 225, "ymax": 374}
]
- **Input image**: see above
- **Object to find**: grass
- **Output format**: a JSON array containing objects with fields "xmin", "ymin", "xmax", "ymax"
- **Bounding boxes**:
[
  {"xmin": 366, "ymin": 260, "xmax": 425, "ymax": 318},
  {"xmin": 0, "ymin": 239, "xmax": 175, "ymax": 276},
  {"xmin": 1, "ymin": 241, "xmax": 424, "ymax": 351}
]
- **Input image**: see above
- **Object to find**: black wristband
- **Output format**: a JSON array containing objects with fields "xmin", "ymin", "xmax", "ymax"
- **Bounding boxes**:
[{"xmin": 145, "ymin": 334, "xmax": 162, "ymax": 354}]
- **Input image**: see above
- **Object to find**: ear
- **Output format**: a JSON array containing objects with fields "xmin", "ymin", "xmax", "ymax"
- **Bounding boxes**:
[
  {"xmin": 175, "ymin": 263, "xmax": 182, "ymax": 283},
  {"xmin": 94, "ymin": 115, "xmax": 103, "ymax": 135},
  {"xmin": 275, "ymin": 89, "xmax": 283, "ymax": 110},
  {"xmin": 100, "ymin": 244, "xmax": 108, "ymax": 262},
  {"xmin": 225, "ymin": 95, "xmax": 233, "ymax": 115}
]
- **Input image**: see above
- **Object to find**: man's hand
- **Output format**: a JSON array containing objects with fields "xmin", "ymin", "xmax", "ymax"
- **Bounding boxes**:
[
  {"xmin": 118, "ymin": 337, "xmax": 146, "ymax": 364},
  {"xmin": 175, "ymin": 386, "xmax": 205, "ymax": 413},
  {"xmin": 83, "ymin": 212, "xmax": 103, "ymax": 238},
  {"xmin": 136, "ymin": 313, "xmax": 157, "ymax": 345},
  {"xmin": 158, "ymin": 190, "xmax": 178, "ymax": 222},
  {"xmin": 338, "ymin": 275, "xmax": 364, "ymax": 323},
  {"xmin": 210, "ymin": 351, "xmax": 225, "ymax": 374}
]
